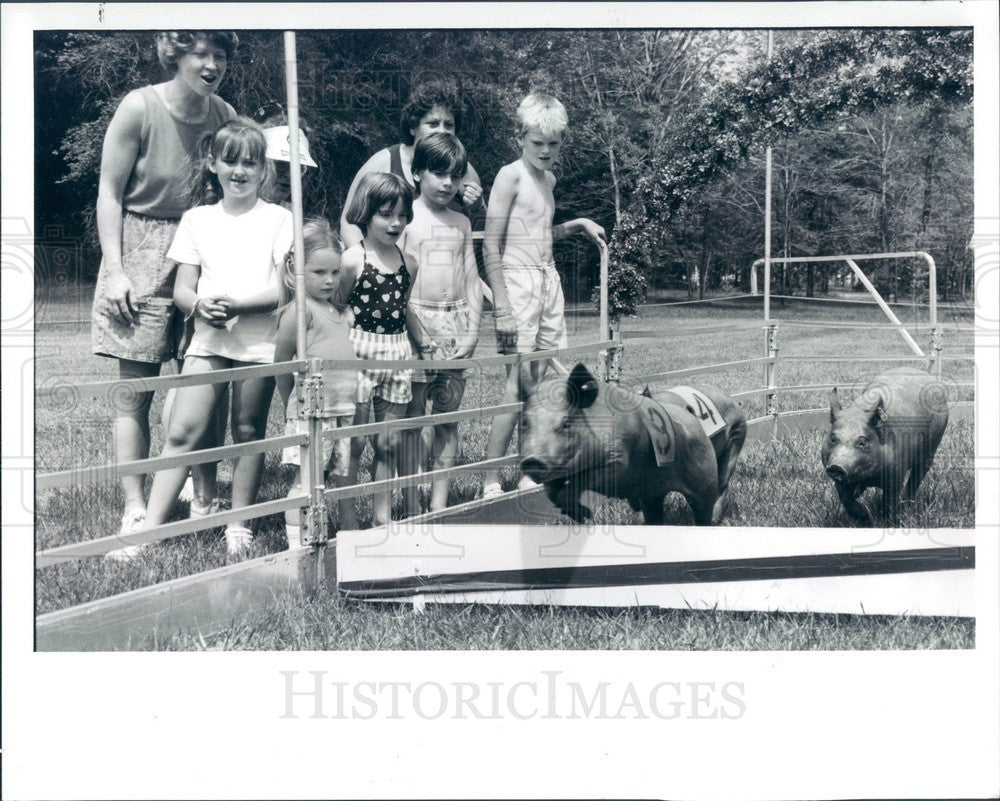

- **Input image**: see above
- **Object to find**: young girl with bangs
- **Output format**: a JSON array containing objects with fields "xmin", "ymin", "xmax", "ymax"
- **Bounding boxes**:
[
  {"xmin": 342, "ymin": 172, "xmax": 420, "ymax": 527},
  {"xmin": 107, "ymin": 117, "xmax": 293, "ymax": 559}
]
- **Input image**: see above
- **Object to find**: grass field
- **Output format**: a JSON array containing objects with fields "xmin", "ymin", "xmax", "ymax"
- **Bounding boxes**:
[{"xmin": 33, "ymin": 285, "xmax": 977, "ymax": 649}]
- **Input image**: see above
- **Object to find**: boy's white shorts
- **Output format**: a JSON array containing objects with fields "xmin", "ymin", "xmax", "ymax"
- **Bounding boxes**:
[{"xmin": 502, "ymin": 261, "xmax": 568, "ymax": 354}]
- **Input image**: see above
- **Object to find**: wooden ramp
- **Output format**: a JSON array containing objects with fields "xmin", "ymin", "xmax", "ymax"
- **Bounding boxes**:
[
  {"xmin": 35, "ymin": 548, "xmax": 332, "ymax": 652},
  {"xmin": 338, "ymin": 515, "xmax": 974, "ymax": 618}
]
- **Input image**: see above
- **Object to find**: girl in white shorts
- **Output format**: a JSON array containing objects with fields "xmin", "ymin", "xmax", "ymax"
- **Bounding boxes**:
[{"xmin": 107, "ymin": 118, "xmax": 292, "ymax": 560}]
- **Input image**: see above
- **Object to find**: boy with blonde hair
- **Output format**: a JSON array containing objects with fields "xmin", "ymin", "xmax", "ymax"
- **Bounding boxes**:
[{"xmin": 481, "ymin": 92, "xmax": 606, "ymax": 499}]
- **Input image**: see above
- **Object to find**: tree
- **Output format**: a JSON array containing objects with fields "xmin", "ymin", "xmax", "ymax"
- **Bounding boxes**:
[{"xmin": 609, "ymin": 28, "xmax": 972, "ymax": 315}]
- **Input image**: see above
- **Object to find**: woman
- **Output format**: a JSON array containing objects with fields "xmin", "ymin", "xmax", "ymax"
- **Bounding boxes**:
[
  {"xmin": 91, "ymin": 30, "xmax": 238, "ymax": 540},
  {"xmin": 339, "ymin": 81, "xmax": 484, "ymax": 247}
]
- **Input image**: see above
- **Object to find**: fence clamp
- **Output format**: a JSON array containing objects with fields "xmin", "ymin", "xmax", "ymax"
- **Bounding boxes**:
[
  {"xmin": 300, "ymin": 359, "xmax": 329, "ymax": 546},
  {"xmin": 300, "ymin": 495, "xmax": 329, "ymax": 547},
  {"xmin": 929, "ymin": 326, "xmax": 944, "ymax": 378},
  {"xmin": 765, "ymin": 322, "xmax": 780, "ymax": 420},
  {"xmin": 930, "ymin": 326, "xmax": 944, "ymax": 351},
  {"xmin": 606, "ymin": 327, "xmax": 623, "ymax": 384}
]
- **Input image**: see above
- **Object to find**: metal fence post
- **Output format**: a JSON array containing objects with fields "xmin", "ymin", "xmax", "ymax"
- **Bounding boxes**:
[
  {"xmin": 930, "ymin": 325, "xmax": 944, "ymax": 380},
  {"xmin": 606, "ymin": 326, "xmax": 623, "ymax": 384},
  {"xmin": 764, "ymin": 322, "xmax": 780, "ymax": 439},
  {"xmin": 298, "ymin": 357, "xmax": 329, "ymax": 585}
]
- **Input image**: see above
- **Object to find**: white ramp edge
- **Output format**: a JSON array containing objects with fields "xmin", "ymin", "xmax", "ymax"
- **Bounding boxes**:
[{"xmin": 337, "ymin": 526, "xmax": 974, "ymax": 618}]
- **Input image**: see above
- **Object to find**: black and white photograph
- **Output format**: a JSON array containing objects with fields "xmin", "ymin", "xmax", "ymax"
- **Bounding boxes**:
[{"xmin": 3, "ymin": 2, "xmax": 998, "ymax": 799}]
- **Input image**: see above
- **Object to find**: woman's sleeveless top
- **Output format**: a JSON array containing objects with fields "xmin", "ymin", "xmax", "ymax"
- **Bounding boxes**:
[{"xmin": 123, "ymin": 86, "xmax": 233, "ymax": 219}]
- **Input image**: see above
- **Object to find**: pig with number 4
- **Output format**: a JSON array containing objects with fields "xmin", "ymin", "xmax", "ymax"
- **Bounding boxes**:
[
  {"xmin": 822, "ymin": 367, "xmax": 949, "ymax": 523},
  {"xmin": 519, "ymin": 363, "xmax": 747, "ymax": 525}
]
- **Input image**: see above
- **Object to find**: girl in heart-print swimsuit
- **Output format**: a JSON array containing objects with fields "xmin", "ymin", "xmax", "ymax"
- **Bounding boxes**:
[{"xmin": 341, "ymin": 172, "xmax": 420, "ymax": 526}]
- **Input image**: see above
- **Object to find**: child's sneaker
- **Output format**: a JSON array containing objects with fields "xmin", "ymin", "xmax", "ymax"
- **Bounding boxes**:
[
  {"xmin": 178, "ymin": 474, "xmax": 195, "ymax": 503},
  {"xmin": 517, "ymin": 475, "xmax": 539, "ymax": 491},
  {"xmin": 104, "ymin": 508, "xmax": 148, "ymax": 561},
  {"xmin": 482, "ymin": 481, "xmax": 504, "ymax": 499},
  {"xmin": 224, "ymin": 525, "xmax": 253, "ymax": 556},
  {"xmin": 189, "ymin": 498, "xmax": 222, "ymax": 519},
  {"xmin": 285, "ymin": 524, "xmax": 306, "ymax": 551}
]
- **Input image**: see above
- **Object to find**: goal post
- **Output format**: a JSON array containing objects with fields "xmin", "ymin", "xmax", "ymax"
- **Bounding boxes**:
[{"xmin": 749, "ymin": 251, "xmax": 941, "ymax": 375}]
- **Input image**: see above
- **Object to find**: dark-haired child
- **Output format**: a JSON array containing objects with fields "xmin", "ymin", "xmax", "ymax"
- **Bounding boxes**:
[
  {"xmin": 342, "ymin": 172, "xmax": 420, "ymax": 526},
  {"xmin": 401, "ymin": 132, "xmax": 482, "ymax": 513}
]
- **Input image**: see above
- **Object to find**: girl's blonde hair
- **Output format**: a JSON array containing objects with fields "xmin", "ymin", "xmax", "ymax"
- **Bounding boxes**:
[
  {"xmin": 279, "ymin": 217, "xmax": 351, "ymax": 311},
  {"xmin": 187, "ymin": 117, "xmax": 274, "ymax": 207}
]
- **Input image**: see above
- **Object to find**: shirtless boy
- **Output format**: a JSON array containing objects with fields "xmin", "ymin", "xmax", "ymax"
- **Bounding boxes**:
[
  {"xmin": 481, "ymin": 92, "xmax": 607, "ymax": 499},
  {"xmin": 402, "ymin": 132, "xmax": 483, "ymax": 512}
]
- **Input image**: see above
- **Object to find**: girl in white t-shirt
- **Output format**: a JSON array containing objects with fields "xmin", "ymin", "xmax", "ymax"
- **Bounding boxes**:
[{"xmin": 107, "ymin": 118, "xmax": 292, "ymax": 560}]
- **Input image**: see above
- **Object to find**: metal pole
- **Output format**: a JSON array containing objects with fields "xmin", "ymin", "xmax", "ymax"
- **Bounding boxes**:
[
  {"xmin": 284, "ymin": 31, "xmax": 327, "ymax": 583},
  {"xmin": 765, "ymin": 323, "xmax": 779, "ymax": 441},
  {"xmin": 599, "ymin": 242, "xmax": 609, "ymax": 344},
  {"xmin": 922, "ymin": 252, "xmax": 942, "ymax": 378},
  {"xmin": 284, "ymin": 32, "xmax": 308, "ymax": 374},
  {"xmin": 599, "ymin": 242, "xmax": 609, "ymax": 380},
  {"xmin": 844, "ymin": 258, "xmax": 924, "ymax": 357},
  {"xmin": 606, "ymin": 327, "xmax": 622, "ymax": 384},
  {"xmin": 762, "ymin": 30, "xmax": 774, "ymax": 432},
  {"xmin": 763, "ymin": 29, "xmax": 773, "ymax": 324}
]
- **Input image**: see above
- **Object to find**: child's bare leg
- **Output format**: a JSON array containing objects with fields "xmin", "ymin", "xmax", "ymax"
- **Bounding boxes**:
[
  {"xmin": 228, "ymin": 374, "xmax": 275, "ymax": 528},
  {"xmin": 144, "ymin": 358, "xmax": 226, "ymax": 526},
  {"xmin": 430, "ymin": 420, "xmax": 459, "ymax": 511},
  {"xmin": 115, "ymin": 358, "xmax": 160, "ymax": 512},
  {"xmin": 483, "ymin": 363, "xmax": 529, "ymax": 488},
  {"xmin": 192, "ymin": 384, "xmax": 226, "ymax": 504},
  {"xmin": 372, "ymin": 396, "xmax": 408, "ymax": 526},
  {"xmin": 163, "ymin": 380, "xmax": 223, "ymax": 505},
  {"xmin": 346, "ymin": 403, "xmax": 370, "ymax": 528},
  {"xmin": 333, "ymin": 474, "xmax": 357, "ymax": 530},
  {"xmin": 284, "ymin": 465, "xmax": 304, "ymax": 546},
  {"xmin": 402, "ymin": 380, "xmax": 429, "ymax": 516}
]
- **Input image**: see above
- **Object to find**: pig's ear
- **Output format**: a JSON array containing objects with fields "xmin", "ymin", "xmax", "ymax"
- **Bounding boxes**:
[
  {"xmin": 829, "ymin": 388, "xmax": 842, "ymax": 423},
  {"xmin": 867, "ymin": 396, "xmax": 888, "ymax": 443},
  {"xmin": 567, "ymin": 363, "xmax": 599, "ymax": 409}
]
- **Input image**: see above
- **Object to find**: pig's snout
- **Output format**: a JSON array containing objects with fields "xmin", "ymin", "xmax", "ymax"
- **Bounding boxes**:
[
  {"xmin": 825, "ymin": 464, "xmax": 849, "ymax": 482},
  {"xmin": 520, "ymin": 457, "xmax": 548, "ymax": 481}
]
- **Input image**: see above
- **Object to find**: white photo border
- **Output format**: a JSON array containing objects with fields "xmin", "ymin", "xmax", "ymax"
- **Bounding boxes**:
[{"xmin": 3, "ymin": 2, "xmax": 998, "ymax": 799}]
